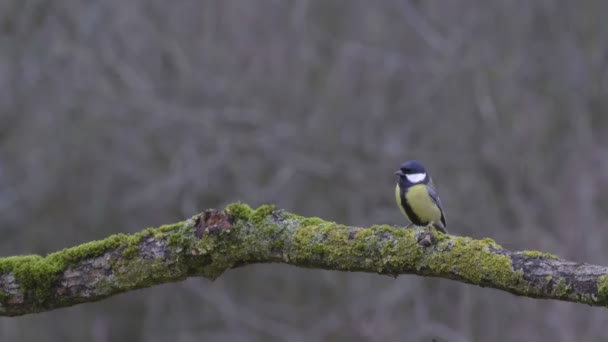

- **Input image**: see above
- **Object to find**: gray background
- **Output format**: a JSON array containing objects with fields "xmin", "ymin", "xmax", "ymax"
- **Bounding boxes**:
[{"xmin": 1, "ymin": 1, "xmax": 607, "ymax": 341}]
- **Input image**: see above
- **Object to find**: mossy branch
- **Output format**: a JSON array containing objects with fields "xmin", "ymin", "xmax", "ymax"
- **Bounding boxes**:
[{"xmin": 0, "ymin": 203, "xmax": 607, "ymax": 316}]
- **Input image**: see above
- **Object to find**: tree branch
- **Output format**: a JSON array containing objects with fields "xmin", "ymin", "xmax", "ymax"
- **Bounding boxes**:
[{"xmin": 1, "ymin": 203, "xmax": 607, "ymax": 316}]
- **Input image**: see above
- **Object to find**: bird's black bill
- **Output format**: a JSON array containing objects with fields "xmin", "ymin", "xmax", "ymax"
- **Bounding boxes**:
[{"xmin": 394, "ymin": 170, "xmax": 405, "ymax": 176}]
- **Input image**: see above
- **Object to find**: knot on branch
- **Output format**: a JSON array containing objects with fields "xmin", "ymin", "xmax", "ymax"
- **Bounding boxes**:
[
  {"xmin": 416, "ymin": 231, "xmax": 436, "ymax": 247},
  {"xmin": 194, "ymin": 210, "xmax": 233, "ymax": 238}
]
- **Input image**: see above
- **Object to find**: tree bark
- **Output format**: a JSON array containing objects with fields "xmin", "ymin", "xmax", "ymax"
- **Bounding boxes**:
[{"xmin": 0, "ymin": 203, "xmax": 607, "ymax": 316}]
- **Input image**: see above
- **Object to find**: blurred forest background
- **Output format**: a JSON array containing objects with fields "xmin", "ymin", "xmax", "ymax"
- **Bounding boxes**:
[{"xmin": 1, "ymin": 1, "xmax": 608, "ymax": 341}]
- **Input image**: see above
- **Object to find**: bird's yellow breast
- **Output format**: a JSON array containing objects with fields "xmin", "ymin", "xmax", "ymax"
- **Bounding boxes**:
[{"xmin": 404, "ymin": 184, "xmax": 442, "ymax": 223}]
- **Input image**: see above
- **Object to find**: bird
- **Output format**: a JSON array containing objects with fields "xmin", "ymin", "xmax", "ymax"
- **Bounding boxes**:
[{"xmin": 394, "ymin": 160, "xmax": 447, "ymax": 233}]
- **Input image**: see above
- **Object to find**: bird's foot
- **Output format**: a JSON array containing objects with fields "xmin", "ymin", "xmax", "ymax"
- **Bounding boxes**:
[{"xmin": 428, "ymin": 221, "xmax": 448, "ymax": 234}]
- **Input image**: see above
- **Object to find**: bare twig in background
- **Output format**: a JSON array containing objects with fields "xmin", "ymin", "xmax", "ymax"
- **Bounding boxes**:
[{"xmin": 397, "ymin": 0, "xmax": 448, "ymax": 52}]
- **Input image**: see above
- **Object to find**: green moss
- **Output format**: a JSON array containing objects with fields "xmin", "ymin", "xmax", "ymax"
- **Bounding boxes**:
[
  {"xmin": 301, "ymin": 217, "xmax": 326, "ymax": 226},
  {"xmin": 551, "ymin": 277, "xmax": 571, "ymax": 297},
  {"xmin": 122, "ymin": 247, "xmax": 137, "ymax": 259},
  {"xmin": 0, "ymin": 233, "xmax": 141, "ymax": 303},
  {"xmin": 597, "ymin": 274, "xmax": 608, "ymax": 303},
  {"xmin": 158, "ymin": 221, "xmax": 186, "ymax": 233},
  {"xmin": 521, "ymin": 250, "xmax": 559, "ymax": 259},
  {"xmin": 260, "ymin": 224, "xmax": 285, "ymax": 250},
  {"xmin": 114, "ymin": 258, "xmax": 176, "ymax": 289},
  {"xmin": 225, "ymin": 202, "xmax": 253, "ymax": 221},
  {"xmin": 380, "ymin": 228, "xmax": 422, "ymax": 270},
  {"xmin": 47, "ymin": 233, "xmax": 128, "ymax": 263},
  {"xmin": 311, "ymin": 243, "xmax": 325, "ymax": 255},
  {"xmin": 186, "ymin": 227, "xmax": 252, "ymax": 279},
  {"xmin": 0, "ymin": 255, "xmax": 65, "ymax": 302},
  {"xmin": 123, "ymin": 234, "xmax": 144, "ymax": 259},
  {"xmin": 481, "ymin": 237, "xmax": 502, "ymax": 249},
  {"xmin": 0, "ymin": 290, "xmax": 8, "ymax": 305},
  {"xmin": 426, "ymin": 236, "xmax": 524, "ymax": 288},
  {"xmin": 141, "ymin": 227, "xmax": 161, "ymax": 238},
  {"xmin": 368, "ymin": 225, "xmax": 414, "ymax": 240},
  {"xmin": 159, "ymin": 216, "xmax": 199, "ymax": 253},
  {"xmin": 351, "ymin": 230, "xmax": 370, "ymax": 253},
  {"xmin": 240, "ymin": 204, "xmax": 297, "ymax": 253},
  {"xmin": 167, "ymin": 232, "xmax": 193, "ymax": 253},
  {"xmin": 0, "ymin": 226, "xmax": 182, "ymax": 304},
  {"xmin": 272, "ymin": 239, "xmax": 285, "ymax": 250},
  {"xmin": 114, "ymin": 217, "xmax": 216, "ymax": 287},
  {"xmin": 251, "ymin": 204, "xmax": 276, "ymax": 226},
  {"xmin": 0, "ymin": 214, "xmax": 227, "ymax": 305},
  {"xmin": 295, "ymin": 225, "xmax": 352, "ymax": 265},
  {"xmin": 0, "ymin": 255, "xmax": 42, "ymax": 275},
  {"xmin": 141, "ymin": 227, "xmax": 154, "ymax": 235},
  {"xmin": 289, "ymin": 223, "xmax": 425, "ymax": 275},
  {"xmin": 194, "ymin": 234, "xmax": 217, "ymax": 255},
  {"xmin": 90, "ymin": 277, "xmax": 117, "ymax": 298},
  {"xmin": 167, "ymin": 233, "xmax": 181, "ymax": 247},
  {"xmin": 282, "ymin": 212, "xmax": 304, "ymax": 220},
  {"xmin": 292, "ymin": 225, "xmax": 324, "ymax": 260},
  {"xmin": 576, "ymin": 292, "xmax": 596, "ymax": 305},
  {"xmin": 354, "ymin": 228, "xmax": 373, "ymax": 238}
]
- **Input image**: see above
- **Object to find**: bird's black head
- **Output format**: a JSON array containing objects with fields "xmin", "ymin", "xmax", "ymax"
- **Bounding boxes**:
[{"xmin": 394, "ymin": 160, "xmax": 429, "ymax": 184}]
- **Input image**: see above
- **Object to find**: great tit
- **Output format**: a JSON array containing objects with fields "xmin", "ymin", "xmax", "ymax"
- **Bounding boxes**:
[{"xmin": 394, "ymin": 160, "xmax": 447, "ymax": 233}]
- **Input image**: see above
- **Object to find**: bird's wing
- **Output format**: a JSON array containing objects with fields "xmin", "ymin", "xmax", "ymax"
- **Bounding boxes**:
[
  {"xmin": 427, "ymin": 177, "xmax": 438, "ymax": 192},
  {"xmin": 426, "ymin": 182, "xmax": 447, "ymax": 229}
]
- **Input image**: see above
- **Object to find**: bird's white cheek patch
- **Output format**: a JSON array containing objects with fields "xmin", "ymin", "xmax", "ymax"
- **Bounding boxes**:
[{"xmin": 406, "ymin": 173, "xmax": 426, "ymax": 183}]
